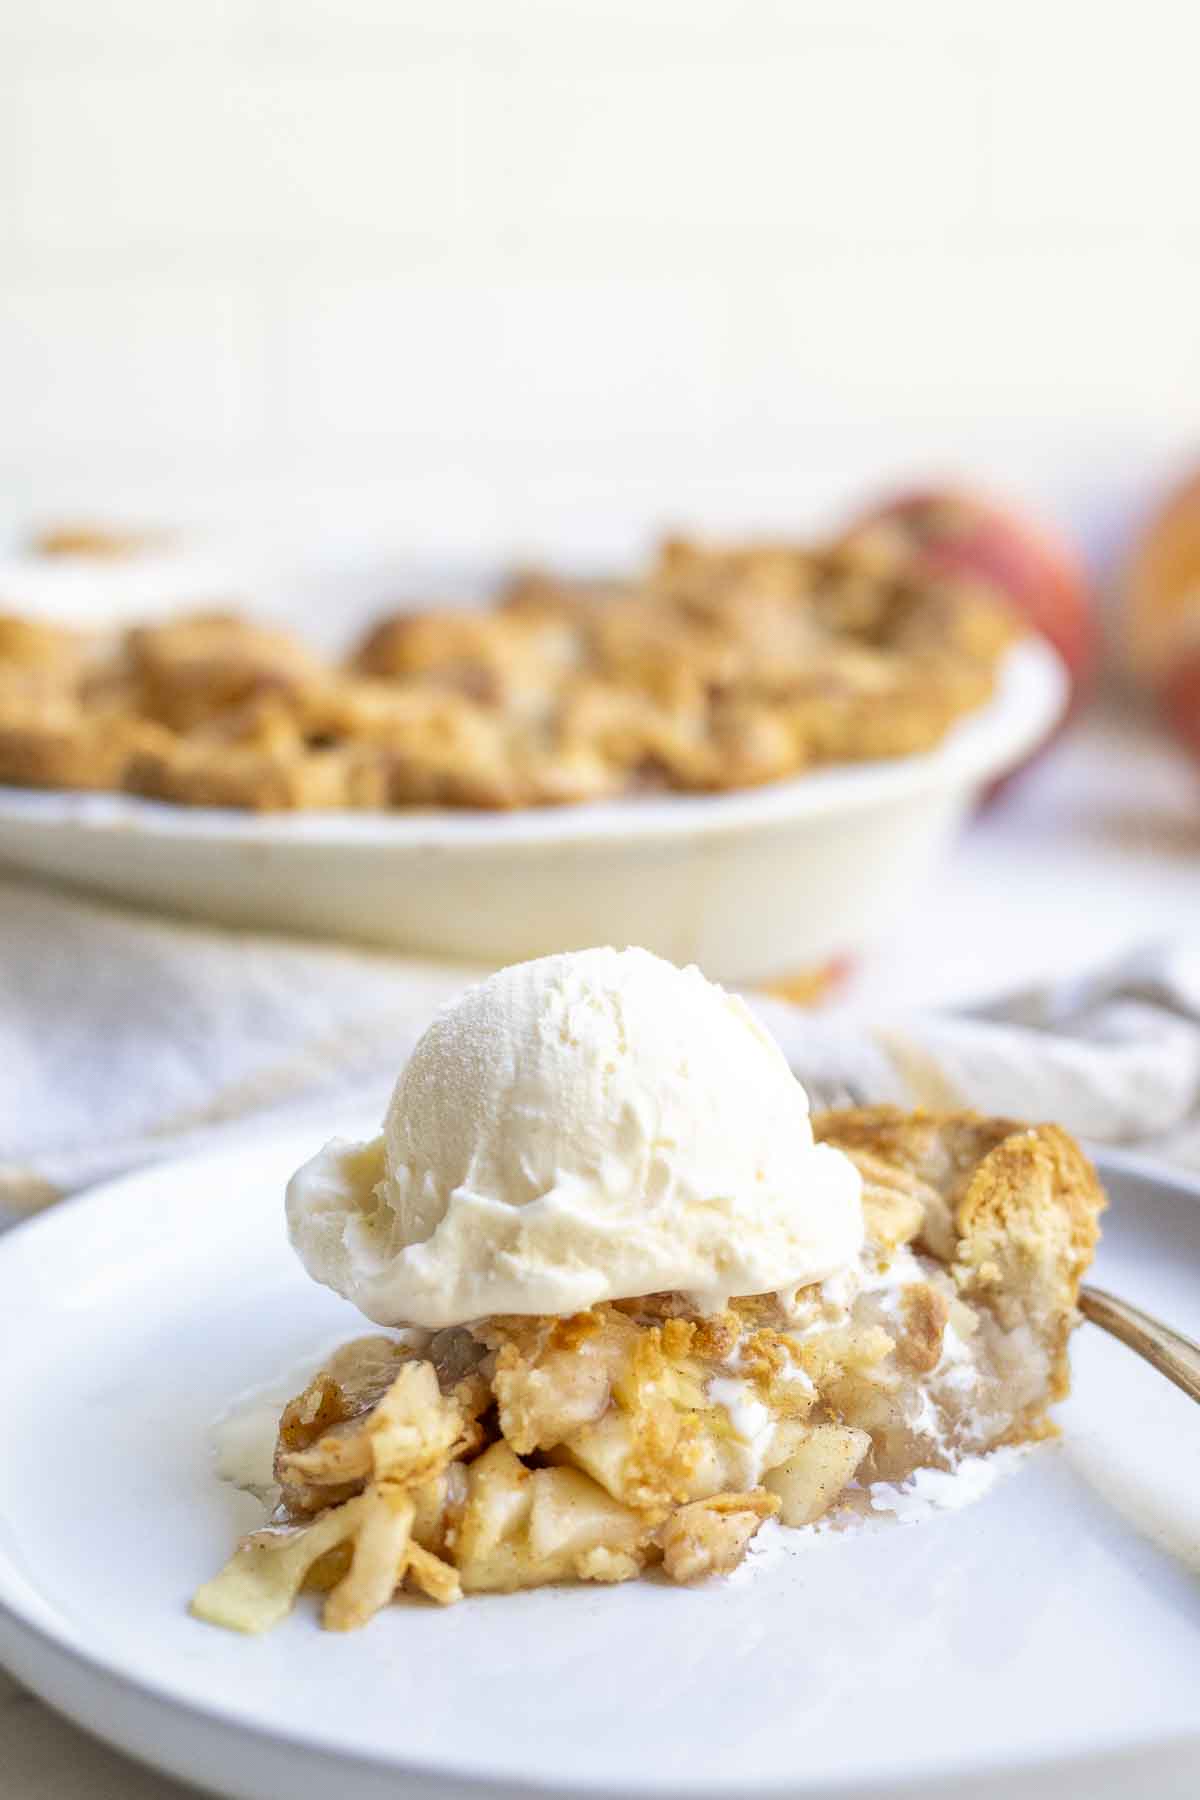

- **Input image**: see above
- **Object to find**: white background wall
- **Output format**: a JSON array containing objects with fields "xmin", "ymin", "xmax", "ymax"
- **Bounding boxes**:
[{"xmin": 2, "ymin": 0, "xmax": 1198, "ymax": 579}]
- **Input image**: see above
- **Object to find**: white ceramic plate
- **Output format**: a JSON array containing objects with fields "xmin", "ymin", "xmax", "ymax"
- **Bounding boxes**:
[
  {"xmin": 0, "ymin": 641, "xmax": 1066, "ymax": 981},
  {"xmin": 0, "ymin": 1129, "xmax": 1197, "ymax": 1800}
]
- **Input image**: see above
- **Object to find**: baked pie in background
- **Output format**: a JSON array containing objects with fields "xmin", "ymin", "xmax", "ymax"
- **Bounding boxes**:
[{"xmin": 0, "ymin": 529, "xmax": 1017, "ymax": 812}]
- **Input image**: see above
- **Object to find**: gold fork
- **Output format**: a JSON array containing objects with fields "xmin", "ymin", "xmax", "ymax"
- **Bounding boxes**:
[{"xmin": 1079, "ymin": 1287, "xmax": 1200, "ymax": 1403}]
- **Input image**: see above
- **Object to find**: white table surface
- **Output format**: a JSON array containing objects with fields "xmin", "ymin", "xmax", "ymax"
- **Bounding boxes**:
[{"xmin": 2, "ymin": 701, "xmax": 1197, "ymax": 1800}]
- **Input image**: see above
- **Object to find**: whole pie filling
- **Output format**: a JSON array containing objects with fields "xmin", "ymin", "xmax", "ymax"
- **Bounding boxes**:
[{"xmin": 193, "ymin": 952, "xmax": 1103, "ymax": 1633}]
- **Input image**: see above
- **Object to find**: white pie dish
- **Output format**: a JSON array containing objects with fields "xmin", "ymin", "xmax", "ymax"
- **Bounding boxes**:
[
  {"xmin": 0, "ymin": 638, "xmax": 1066, "ymax": 981},
  {"xmin": 0, "ymin": 1126, "xmax": 1197, "ymax": 1800}
]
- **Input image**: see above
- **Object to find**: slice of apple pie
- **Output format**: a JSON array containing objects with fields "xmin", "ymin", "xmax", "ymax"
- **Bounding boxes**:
[{"xmin": 193, "ymin": 1107, "xmax": 1103, "ymax": 1633}]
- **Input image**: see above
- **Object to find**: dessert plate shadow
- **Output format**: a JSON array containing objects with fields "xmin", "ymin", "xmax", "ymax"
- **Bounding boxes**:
[{"xmin": 0, "ymin": 1128, "xmax": 1197, "ymax": 1800}]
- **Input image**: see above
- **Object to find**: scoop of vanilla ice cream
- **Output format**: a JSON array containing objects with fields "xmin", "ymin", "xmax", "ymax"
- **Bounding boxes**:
[{"xmin": 286, "ymin": 946, "xmax": 863, "ymax": 1329}]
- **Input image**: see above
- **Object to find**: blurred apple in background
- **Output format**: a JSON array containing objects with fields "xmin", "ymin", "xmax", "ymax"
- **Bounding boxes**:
[
  {"xmin": 1124, "ymin": 468, "xmax": 1200, "ymax": 763},
  {"xmin": 843, "ymin": 487, "xmax": 1096, "ymax": 706}
]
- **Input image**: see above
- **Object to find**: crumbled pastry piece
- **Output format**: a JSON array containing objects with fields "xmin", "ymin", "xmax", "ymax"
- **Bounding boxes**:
[
  {"xmin": 815, "ymin": 1106, "xmax": 1105, "ymax": 1442},
  {"xmin": 856, "ymin": 1158, "xmax": 931, "ymax": 1255},
  {"xmin": 758, "ymin": 960, "xmax": 848, "ymax": 1009},
  {"xmin": 126, "ymin": 614, "xmax": 325, "ymax": 734},
  {"xmin": 485, "ymin": 1313, "xmax": 616, "ymax": 1454},
  {"xmin": 0, "ymin": 525, "xmax": 1017, "ymax": 810},
  {"xmin": 193, "ymin": 1359, "xmax": 472, "ymax": 1632},
  {"xmin": 814, "ymin": 1108, "xmax": 1019, "ymax": 1262},
  {"xmin": 0, "ymin": 711, "xmax": 171, "ymax": 793},
  {"xmin": 29, "ymin": 521, "xmax": 168, "ymax": 559},
  {"xmin": 274, "ymin": 1334, "xmax": 490, "ymax": 1518},
  {"xmin": 124, "ymin": 734, "xmax": 389, "ymax": 812},
  {"xmin": 0, "ymin": 614, "xmax": 92, "ymax": 673},
  {"xmin": 453, "ymin": 1446, "xmax": 656, "ymax": 1594},
  {"xmin": 660, "ymin": 1491, "xmax": 780, "ymax": 1583},
  {"xmin": 951, "ymin": 1122, "xmax": 1103, "ymax": 1406}
]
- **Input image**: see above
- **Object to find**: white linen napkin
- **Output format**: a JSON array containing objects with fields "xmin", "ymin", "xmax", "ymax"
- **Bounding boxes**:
[{"xmin": 2, "ymin": 871, "xmax": 1199, "ymax": 1226}]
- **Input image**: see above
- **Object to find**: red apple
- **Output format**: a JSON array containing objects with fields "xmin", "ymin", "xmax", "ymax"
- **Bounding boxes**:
[
  {"xmin": 1124, "ymin": 467, "xmax": 1200, "ymax": 763},
  {"xmin": 843, "ymin": 487, "xmax": 1096, "ymax": 700},
  {"xmin": 1162, "ymin": 652, "xmax": 1200, "ymax": 763}
]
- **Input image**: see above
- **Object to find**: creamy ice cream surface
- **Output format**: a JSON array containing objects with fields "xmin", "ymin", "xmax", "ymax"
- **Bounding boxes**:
[{"xmin": 286, "ymin": 946, "xmax": 863, "ymax": 1329}]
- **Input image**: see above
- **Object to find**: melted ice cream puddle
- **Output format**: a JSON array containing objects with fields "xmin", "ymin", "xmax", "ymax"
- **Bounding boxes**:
[
  {"xmin": 868, "ymin": 1446, "xmax": 1032, "ymax": 1522},
  {"xmin": 210, "ymin": 1332, "xmax": 431, "ymax": 1500},
  {"xmin": 708, "ymin": 1375, "xmax": 778, "ymax": 1485},
  {"xmin": 210, "ymin": 1350, "xmax": 333, "ymax": 1500}
]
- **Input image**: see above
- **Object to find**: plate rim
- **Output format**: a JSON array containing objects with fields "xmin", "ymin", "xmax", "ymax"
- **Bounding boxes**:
[
  {"xmin": 0, "ymin": 640, "xmax": 1065, "ymax": 852},
  {"xmin": 0, "ymin": 1131, "xmax": 1196, "ymax": 1800}
]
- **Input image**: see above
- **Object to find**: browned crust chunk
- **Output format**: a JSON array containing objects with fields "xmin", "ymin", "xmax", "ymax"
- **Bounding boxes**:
[{"xmin": 815, "ymin": 1105, "xmax": 1106, "ymax": 1403}]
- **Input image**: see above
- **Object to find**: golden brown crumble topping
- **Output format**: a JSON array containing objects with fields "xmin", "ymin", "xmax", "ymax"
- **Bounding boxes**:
[
  {"xmin": 0, "ymin": 529, "xmax": 1017, "ymax": 812},
  {"xmin": 192, "ymin": 1107, "xmax": 1103, "ymax": 1634},
  {"xmin": 28, "ymin": 521, "xmax": 170, "ymax": 559}
]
